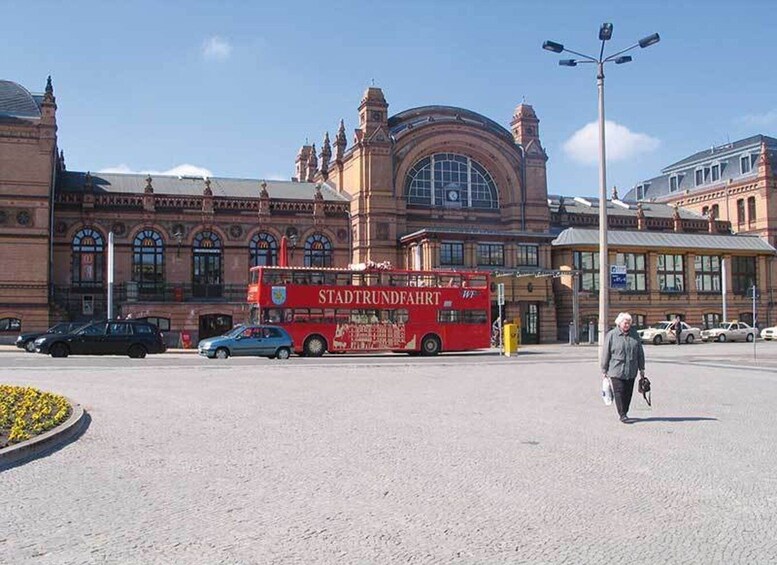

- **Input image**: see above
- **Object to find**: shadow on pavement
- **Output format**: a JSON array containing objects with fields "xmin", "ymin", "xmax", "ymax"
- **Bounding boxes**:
[
  {"xmin": 0, "ymin": 412, "xmax": 92, "ymax": 473},
  {"xmin": 631, "ymin": 416, "xmax": 718, "ymax": 423}
]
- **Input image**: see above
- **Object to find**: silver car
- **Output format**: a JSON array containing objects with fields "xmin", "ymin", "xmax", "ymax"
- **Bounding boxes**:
[{"xmin": 198, "ymin": 325, "xmax": 293, "ymax": 359}]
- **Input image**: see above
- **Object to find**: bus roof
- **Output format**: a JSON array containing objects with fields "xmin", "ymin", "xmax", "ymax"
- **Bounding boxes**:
[{"xmin": 250, "ymin": 265, "xmax": 488, "ymax": 277}]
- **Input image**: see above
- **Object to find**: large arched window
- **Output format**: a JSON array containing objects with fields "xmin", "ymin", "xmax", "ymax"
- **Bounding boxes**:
[
  {"xmin": 250, "ymin": 232, "xmax": 278, "ymax": 267},
  {"xmin": 132, "ymin": 229, "xmax": 165, "ymax": 291},
  {"xmin": 405, "ymin": 153, "xmax": 499, "ymax": 209},
  {"xmin": 192, "ymin": 231, "xmax": 222, "ymax": 298},
  {"xmin": 304, "ymin": 234, "xmax": 332, "ymax": 267},
  {"xmin": 71, "ymin": 227, "xmax": 104, "ymax": 286}
]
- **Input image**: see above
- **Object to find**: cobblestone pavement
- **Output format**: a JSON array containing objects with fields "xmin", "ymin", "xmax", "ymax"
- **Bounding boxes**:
[{"xmin": 1, "ymin": 342, "xmax": 776, "ymax": 564}]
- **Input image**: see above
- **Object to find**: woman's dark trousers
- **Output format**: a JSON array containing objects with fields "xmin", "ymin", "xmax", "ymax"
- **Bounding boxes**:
[{"xmin": 610, "ymin": 377, "xmax": 636, "ymax": 418}]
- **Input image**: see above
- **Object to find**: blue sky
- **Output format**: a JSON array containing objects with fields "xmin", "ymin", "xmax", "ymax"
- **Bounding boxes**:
[{"xmin": 4, "ymin": 0, "xmax": 776, "ymax": 196}]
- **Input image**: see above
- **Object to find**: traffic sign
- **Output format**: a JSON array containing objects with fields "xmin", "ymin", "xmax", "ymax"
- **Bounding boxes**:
[
  {"xmin": 497, "ymin": 283, "xmax": 505, "ymax": 306},
  {"xmin": 610, "ymin": 265, "xmax": 627, "ymax": 290}
]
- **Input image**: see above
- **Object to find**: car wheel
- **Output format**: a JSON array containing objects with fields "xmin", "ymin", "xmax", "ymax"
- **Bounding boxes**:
[
  {"xmin": 653, "ymin": 335, "xmax": 662, "ymax": 345},
  {"xmin": 128, "ymin": 344, "xmax": 147, "ymax": 359},
  {"xmin": 50, "ymin": 343, "xmax": 69, "ymax": 358},
  {"xmin": 24, "ymin": 340, "xmax": 37, "ymax": 352},
  {"xmin": 304, "ymin": 335, "xmax": 326, "ymax": 357},
  {"xmin": 275, "ymin": 347, "xmax": 291, "ymax": 360},
  {"xmin": 420, "ymin": 334, "xmax": 441, "ymax": 356},
  {"xmin": 718, "ymin": 334, "xmax": 726, "ymax": 342},
  {"xmin": 685, "ymin": 334, "xmax": 695, "ymax": 344},
  {"xmin": 746, "ymin": 333, "xmax": 754, "ymax": 342},
  {"xmin": 215, "ymin": 347, "xmax": 230, "ymax": 360}
]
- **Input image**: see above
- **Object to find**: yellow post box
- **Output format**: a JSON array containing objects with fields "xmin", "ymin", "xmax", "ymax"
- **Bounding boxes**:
[{"xmin": 504, "ymin": 323, "xmax": 519, "ymax": 356}]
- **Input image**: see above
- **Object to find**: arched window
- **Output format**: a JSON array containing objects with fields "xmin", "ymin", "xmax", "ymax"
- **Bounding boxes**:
[
  {"xmin": 304, "ymin": 234, "xmax": 332, "ymax": 267},
  {"xmin": 250, "ymin": 232, "xmax": 278, "ymax": 267},
  {"xmin": 132, "ymin": 229, "xmax": 165, "ymax": 290},
  {"xmin": 405, "ymin": 153, "xmax": 499, "ymax": 209},
  {"xmin": 0, "ymin": 317, "xmax": 21, "ymax": 332},
  {"xmin": 192, "ymin": 231, "xmax": 222, "ymax": 298},
  {"xmin": 72, "ymin": 227, "xmax": 104, "ymax": 286}
]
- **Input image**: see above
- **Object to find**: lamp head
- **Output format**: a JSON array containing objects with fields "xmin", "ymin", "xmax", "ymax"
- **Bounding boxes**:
[
  {"xmin": 638, "ymin": 33, "xmax": 660, "ymax": 48},
  {"xmin": 559, "ymin": 59, "xmax": 578, "ymax": 67},
  {"xmin": 614, "ymin": 55, "xmax": 632, "ymax": 64},
  {"xmin": 542, "ymin": 40, "xmax": 564, "ymax": 53},
  {"xmin": 599, "ymin": 22, "xmax": 613, "ymax": 41}
]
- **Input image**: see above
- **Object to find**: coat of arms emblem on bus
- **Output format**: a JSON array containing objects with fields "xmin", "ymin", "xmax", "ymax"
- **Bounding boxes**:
[{"xmin": 271, "ymin": 286, "xmax": 287, "ymax": 306}]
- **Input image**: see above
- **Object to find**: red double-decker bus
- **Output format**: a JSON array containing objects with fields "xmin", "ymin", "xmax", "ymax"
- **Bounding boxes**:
[{"xmin": 247, "ymin": 265, "xmax": 491, "ymax": 356}]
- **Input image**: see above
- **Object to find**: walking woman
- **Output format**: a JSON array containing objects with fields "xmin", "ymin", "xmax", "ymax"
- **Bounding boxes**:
[{"xmin": 601, "ymin": 312, "xmax": 646, "ymax": 423}]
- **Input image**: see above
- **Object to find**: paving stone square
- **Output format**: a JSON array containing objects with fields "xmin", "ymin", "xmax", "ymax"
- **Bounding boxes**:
[{"xmin": 1, "ymin": 343, "xmax": 776, "ymax": 564}]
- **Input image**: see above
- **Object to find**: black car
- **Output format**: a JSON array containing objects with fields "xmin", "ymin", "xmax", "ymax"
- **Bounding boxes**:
[
  {"xmin": 16, "ymin": 322, "xmax": 85, "ymax": 352},
  {"xmin": 34, "ymin": 320, "xmax": 167, "ymax": 358}
]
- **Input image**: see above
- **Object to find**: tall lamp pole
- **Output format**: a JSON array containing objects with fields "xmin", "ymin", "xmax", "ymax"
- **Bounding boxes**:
[{"xmin": 543, "ymin": 24, "xmax": 659, "ymax": 361}]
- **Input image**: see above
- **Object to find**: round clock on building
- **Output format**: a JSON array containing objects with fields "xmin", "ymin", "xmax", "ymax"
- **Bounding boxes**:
[{"xmin": 447, "ymin": 189, "xmax": 459, "ymax": 202}]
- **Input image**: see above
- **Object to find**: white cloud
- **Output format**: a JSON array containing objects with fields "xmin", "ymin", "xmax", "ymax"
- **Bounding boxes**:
[
  {"xmin": 202, "ymin": 36, "xmax": 232, "ymax": 60},
  {"xmin": 98, "ymin": 163, "xmax": 214, "ymax": 178},
  {"xmin": 737, "ymin": 109, "xmax": 777, "ymax": 127},
  {"xmin": 563, "ymin": 120, "xmax": 660, "ymax": 165}
]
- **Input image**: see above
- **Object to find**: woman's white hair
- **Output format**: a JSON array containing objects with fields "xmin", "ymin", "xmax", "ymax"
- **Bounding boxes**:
[{"xmin": 614, "ymin": 312, "xmax": 633, "ymax": 326}]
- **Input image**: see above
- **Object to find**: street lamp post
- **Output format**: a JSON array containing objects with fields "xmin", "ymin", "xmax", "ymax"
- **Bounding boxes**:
[{"xmin": 543, "ymin": 24, "xmax": 659, "ymax": 362}]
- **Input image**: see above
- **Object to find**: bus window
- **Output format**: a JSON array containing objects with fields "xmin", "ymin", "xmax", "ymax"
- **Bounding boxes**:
[
  {"xmin": 322, "ymin": 273, "xmax": 337, "ymax": 285},
  {"xmin": 463, "ymin": 310, "xmax": 488, "ymax": 324},
  {"xmin": 264, "ymin": 308, "xmax": 282, "ymax": 324},
  {"xmin": 293, "ymin": 272, "xmax": 310, "ymax": 285},
  {"xmin": 308, "ymin": 308, "xmax": 324, "ymax": 323},
  {"xmin": 438, "ymin": 310, "xmax": 460, "ymax": 323},
  {"xmin": 364, "ymin": 273, "xmax": 379, "ymax": 286},
  {"xmin": 395, "ymin": 309, "xmax": 409, "ymax": 323},
  {"xmin": 336, "ymin": 273, "xmax": 351, "ymax": 286}
]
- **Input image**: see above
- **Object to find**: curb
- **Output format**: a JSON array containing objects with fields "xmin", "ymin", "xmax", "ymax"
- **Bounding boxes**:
[{"xmin": 0, "ymin": 398, "xmax": 87, "ymax": 467}]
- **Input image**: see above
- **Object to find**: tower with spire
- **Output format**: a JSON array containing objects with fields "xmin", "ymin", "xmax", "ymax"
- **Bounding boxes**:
[{"xmin": 509, "ymin": 103, "xmax": 550, "ymax": 230}]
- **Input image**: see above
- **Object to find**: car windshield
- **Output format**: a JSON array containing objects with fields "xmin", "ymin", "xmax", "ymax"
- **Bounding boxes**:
[
  {"xmin": 49, "ymin": 323, "xmax": 71, "ymax": 333},
  {"xmin": 652, "ymin": 322, "xmax": 671, "ymax": 329},
  {"xmin": 717, "ymin": 323, "xmax": 733, "ymax": 330},
  {"xmin": 224, "ymin": 325, "xmax": 246, "ymax": 338}
]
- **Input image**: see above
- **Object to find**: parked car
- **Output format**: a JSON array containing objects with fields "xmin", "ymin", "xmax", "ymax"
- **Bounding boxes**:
[
  {"xmin": 34, "ymin": 320, "xmax": 166, "ymax": 358},
  {"xmin": 16, "ymin": 322, "xmax": 85, "ymax": 352},
  {"xmin": 760, "ymin": 326, "xmax": 777, "ymax": 341},
  {"xmin": 198, "ymin": 325, "xmax": 293, "ymax": 359},
  {"xmin": 701, "ymin": 321, "xmax": 757, "ymax": 342},
  {"xmin": 637, "ymin": 321, "xmax": 702, "ymax": 345}
]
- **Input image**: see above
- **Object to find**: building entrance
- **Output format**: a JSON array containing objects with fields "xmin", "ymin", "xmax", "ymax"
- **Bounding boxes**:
[{"xmin": 521, "ymin": 302, "xmax": 540, "ymax": 344}]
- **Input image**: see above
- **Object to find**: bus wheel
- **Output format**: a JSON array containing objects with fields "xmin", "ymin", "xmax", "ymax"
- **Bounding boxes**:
[
  {"xmin": 304, "ymin": 335, "xmax": 326, "ymax": 357},
  {"xmin": 420, "ymin": 335, "xmax": 441, "ymax": 356}
]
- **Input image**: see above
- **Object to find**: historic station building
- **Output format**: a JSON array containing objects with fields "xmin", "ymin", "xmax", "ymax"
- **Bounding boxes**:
[{"xmin": 1, "ymin": 76, "xmax": 775, "ymax": 345}]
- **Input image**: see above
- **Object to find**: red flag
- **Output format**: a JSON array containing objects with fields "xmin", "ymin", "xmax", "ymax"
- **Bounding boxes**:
[{"xmin": 279, "ymin": 235, "xmax": 288, "ymax": 267}]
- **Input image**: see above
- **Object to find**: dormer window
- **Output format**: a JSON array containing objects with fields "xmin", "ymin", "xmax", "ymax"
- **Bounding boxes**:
[
  {"xmin": 695, "ymin": 168, "xmax": 704, "ymax": 186},
  {"xmin": 669, "ymin": 175, "xmax": 679, "ymax": 192},
  {"xmin": 711, "ymin": 163, "xmax": 720, "ymax": 182},
  {"xmin": 740, "ymin": 153, "xmax": 755, "ymax": 174},
  {"xmin": 635, "ymin": 184, "xmax": 645, "ymax": 200}
]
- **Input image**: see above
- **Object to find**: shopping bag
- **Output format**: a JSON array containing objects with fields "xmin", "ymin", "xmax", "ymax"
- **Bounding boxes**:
[{"xmin": 601, "ymin": 377, "xmax": 613, "ymax": 406}]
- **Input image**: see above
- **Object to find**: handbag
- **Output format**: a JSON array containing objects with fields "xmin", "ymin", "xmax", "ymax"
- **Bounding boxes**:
[{"xmin": 638, "ymin": 375, "xmax": 652, "ymax": 406}]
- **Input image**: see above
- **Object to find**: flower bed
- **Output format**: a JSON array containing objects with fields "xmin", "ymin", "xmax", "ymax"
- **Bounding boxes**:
[{"xmin": 0, "ymin": 385, "xmax": 71, "ymax": 448}]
